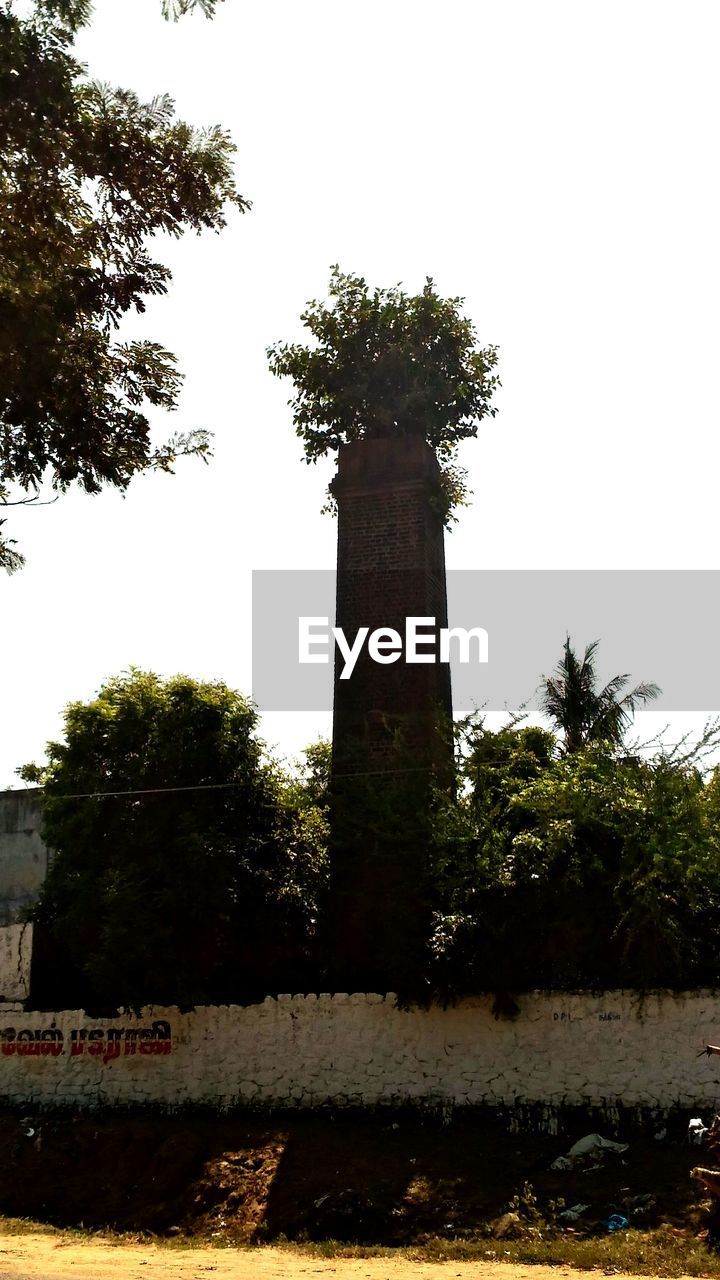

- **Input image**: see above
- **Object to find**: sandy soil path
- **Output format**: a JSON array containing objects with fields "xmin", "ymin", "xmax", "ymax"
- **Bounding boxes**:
[{"xmin": 0, "ymin": 1236, "xmax": 680, "ymax": 1280}]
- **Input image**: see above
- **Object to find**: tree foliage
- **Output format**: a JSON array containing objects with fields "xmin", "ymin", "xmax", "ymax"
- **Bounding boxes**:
[
  {"xmin": 0, "ymin": 0, "xmax": 248, "ymax": 570},
  {"xmin": 540, "ymin": 637, "xmax": 660, "ymax": 753},
  {"xmin": 160, "ymin": 0, "xmax": 222, "ymax": 19},
  {"xmin": 428, "ymin": 717, "xmax": 720, "ymax": 996},
  {"xmin": 33, "ymin": 0, "xmax": 223, "ymax": 33},
  {"xmin": 24, "ymin": 672, "xmax": 327, "ymax": 1010},
  {"xmin": 267, "ymin": 266, "xmax": 500, "ymax": 523},
  {"xmin": 20, "ymin": 643, "xmax": 720, "ymax": 1005}
]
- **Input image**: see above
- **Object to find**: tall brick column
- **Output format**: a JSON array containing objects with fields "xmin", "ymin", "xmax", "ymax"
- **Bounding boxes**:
[
  {"xmin": 331, "ymin": 435, "xmax": 453, "ymax": 773},
  {"xmin": 328, "ymin": 435, "xmax": 453, "ymax": 992}
]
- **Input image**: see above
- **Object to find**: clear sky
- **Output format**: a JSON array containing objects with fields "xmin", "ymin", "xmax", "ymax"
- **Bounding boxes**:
[{"xmin": 2, "ymin": 0, "xmax": 719, "ymax": 786}]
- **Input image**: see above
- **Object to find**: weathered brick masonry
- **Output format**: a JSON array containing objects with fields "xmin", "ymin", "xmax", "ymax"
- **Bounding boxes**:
[
  {"xmin": 329, "ymin": 436, "xmax": 454, "ymax": 989},
  {"xmin": 331, "ymin": 435, "xmax": 452, "ymax": 774}
]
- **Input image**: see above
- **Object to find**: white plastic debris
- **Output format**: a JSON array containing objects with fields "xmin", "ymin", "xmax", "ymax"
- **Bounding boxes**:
[
  {"xmin": 689, "ymin": 1117, "xmax": 709, "ymax": 1145},
  {"xmin": 558, "ymin": 1203, "xmax": 590, "ymax": 1223},
  {"xmin": 566, "ymin": 1133, "xmax": 629, "ymax": 1158},
  {"xmin": 551, "ymin": 1132, "xmax": 628, "ymax": 1171}
]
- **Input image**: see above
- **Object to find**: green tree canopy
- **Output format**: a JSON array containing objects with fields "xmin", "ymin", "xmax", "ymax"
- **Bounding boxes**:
[
  {"xmin": 19, "ymin": 670, "xmax": 720, "ymax": 1005},
  {"xmin": 23, "ymin": 671, "xmax": 326, "ymax": 1010},
  {"xmin": 267, "ymin": 267, "xmax": 500, "ymax": 523},
  {"xmin": 428, "ymin": 716, "xmax": 720, "ymax": 996},
  {"xmin": 0, "ymin": 0, "xmax": 248, "ymax": 570}
]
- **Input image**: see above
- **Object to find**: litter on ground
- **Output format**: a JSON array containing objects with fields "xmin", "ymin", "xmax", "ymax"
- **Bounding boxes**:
[{"xmin": 550, "ymin": 1133, "xmax": 629, "ymax": 1172}]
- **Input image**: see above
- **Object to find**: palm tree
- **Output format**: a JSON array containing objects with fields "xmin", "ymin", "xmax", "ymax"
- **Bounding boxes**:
[{"xmin": 540, "ymin": 637, "xmax": 660, "ymax": 753}]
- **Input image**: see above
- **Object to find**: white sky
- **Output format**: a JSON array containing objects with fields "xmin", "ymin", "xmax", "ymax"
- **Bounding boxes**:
[{"xmin": 2, "ymin": 0, "xmax": 719, "ymax": 786}]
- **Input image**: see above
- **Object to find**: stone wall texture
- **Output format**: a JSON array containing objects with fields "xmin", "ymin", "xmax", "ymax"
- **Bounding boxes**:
[
  {"xmin": 0, "ymin": 924, "xmax": 32, "ymax": 1004},
  {"xmin": 0, "ymin": 790, "xmax": 47, "ymax": 924},
  {"xmin": 1, "ymin": 991, "xmax": 720, "ymax": 1112}
]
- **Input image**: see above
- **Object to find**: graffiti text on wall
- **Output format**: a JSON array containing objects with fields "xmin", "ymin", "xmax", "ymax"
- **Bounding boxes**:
[{"xmin": 0, "ymin": 1020, "xmax": 172, "ymax": 1063}]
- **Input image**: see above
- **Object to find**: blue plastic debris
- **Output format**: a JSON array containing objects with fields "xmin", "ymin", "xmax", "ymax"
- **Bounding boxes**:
[{"xmin": 604, "ymin": 1214, "xmax": 629, "ymax": 1232}]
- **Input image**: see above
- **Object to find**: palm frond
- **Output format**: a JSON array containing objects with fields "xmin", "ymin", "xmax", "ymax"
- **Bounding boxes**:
[{"xmin": 540, "ymin": 636, "xmax": 661, "ymax": 754}]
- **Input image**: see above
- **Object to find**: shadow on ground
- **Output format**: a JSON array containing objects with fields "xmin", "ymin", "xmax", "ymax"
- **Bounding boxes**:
[{"xmin": 0, "ymin": 1109, "xmax": 706, "ymax": 1245}]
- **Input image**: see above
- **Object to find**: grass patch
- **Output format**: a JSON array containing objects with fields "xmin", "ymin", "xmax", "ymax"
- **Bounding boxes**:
[
  {"xmin": 0, "ymin": 1217, "xmax": 63, "ymax": 1237},
  {"xmin": 274, "ymin": 1227, "xmax": 720, "ymax": 1275},
  {"xmin": 0, "ymin": 1217, "xmax": 253, "ymax": 1251}
]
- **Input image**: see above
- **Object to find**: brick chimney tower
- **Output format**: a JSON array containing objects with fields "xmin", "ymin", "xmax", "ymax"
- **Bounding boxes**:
[{"xmin": 328, "ymin": 434, "xmax": 453, "ymax": 992}]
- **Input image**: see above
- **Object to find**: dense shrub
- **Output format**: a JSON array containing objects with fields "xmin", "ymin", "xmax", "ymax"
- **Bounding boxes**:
[{"xmin": 427, "ymin": 720, "xmax": 720, "ymax": 995}]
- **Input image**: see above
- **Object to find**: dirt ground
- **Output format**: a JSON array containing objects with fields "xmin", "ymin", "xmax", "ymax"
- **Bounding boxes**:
[
  {"xmin": 0, "ymin": 1109, "xmax": 705, "ymax": 1246},
  {"xmin": 0, "ymin": 1238, "xmax": 688, "ymax": 1280}
]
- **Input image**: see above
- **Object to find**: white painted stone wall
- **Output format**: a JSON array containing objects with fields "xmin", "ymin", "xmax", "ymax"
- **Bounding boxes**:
[
  {"xmin": 1, "ymin": 991, "xmax": 720, "ymax": 1112},
  {"xmin": 0, "ymin": 924, "xmax": 32, "ymax": 1004}
]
